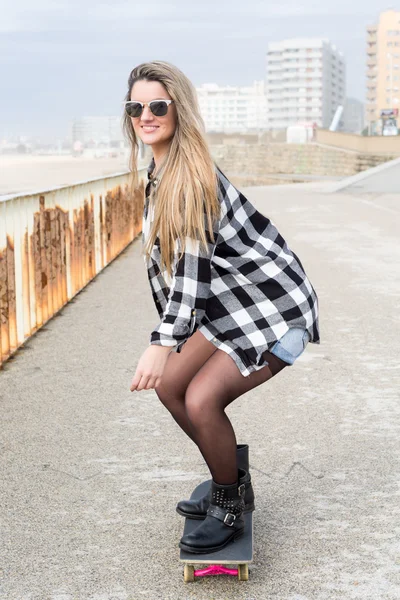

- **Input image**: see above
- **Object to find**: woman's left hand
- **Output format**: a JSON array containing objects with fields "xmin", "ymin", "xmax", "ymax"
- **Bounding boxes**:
[{"xmin": 130, "ymin": 344, "xmax": 173, "ymax": 392}]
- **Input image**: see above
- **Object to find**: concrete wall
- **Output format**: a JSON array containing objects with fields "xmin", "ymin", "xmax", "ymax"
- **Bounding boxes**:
[
  {"xmin": 316, "ymin": 129, "xmax": 400, "ymax": 154},
  {"xmin": 211, "ymin": 142, "xmax": 396, "ymax": 184},
  {"xmin": 205, "ymin": 129, "xmax": 400, "ymax": 156},
  {"xmin": 0, "ymin": 171, "xmax": 146, "ymax": 367},
  {"xmin": 205, "ymin": 131, "xmax": 288, "ymax": 145}
]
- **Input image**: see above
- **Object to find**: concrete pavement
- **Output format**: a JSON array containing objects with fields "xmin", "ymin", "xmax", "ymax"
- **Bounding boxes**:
[
  {"xmin": 1, "ymin": 182, "xmax": 399, "ymax": 599},
  {"xmin": 327, "ymin": 156, "xmax": 400, "ymax": 194}
]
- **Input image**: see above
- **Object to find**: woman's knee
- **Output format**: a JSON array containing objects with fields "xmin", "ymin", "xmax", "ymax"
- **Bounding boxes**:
[
  {"xmin": 155, "ymin": 358, "xmax": 189, "ymax": 403},
  {"xmin": 185, "ymin": 388, "xmax": 220, "ymax": 427},
  {"xmin": 155, "ymin": 378, "xmax": 184, "ymax": 407}
]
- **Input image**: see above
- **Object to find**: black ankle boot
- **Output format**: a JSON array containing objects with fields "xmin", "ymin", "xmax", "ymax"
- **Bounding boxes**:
[
  {"xmin": 176, "ymin": 445, "xmax": 255, "ymax": 519},
  {"xmin": 179, "ymin": 476, "xmax": 245, "ymax": 554}
]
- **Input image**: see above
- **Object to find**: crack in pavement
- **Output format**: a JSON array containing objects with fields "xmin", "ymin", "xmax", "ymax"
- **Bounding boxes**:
[
  {"xmin": 42, "ymin": 464, "xmax": 103, "ymax": 481},
  {"xmin": 251, "ymin": 461, "xmax": 325, "ymax": 480}
]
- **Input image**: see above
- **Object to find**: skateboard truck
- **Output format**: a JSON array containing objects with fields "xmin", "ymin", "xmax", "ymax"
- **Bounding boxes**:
[
  {"xmin": 183, "ymin": 563, "xmax": 249, "ymax": 582},
  {"xmin": 194, "ymin": 564, "xmax": 239, "ymax": 577}
]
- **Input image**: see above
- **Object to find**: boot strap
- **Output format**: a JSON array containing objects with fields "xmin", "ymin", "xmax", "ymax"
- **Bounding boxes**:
[{"xmin": 207, "ymin": 505, "xmax": 238, "ymax": 527}]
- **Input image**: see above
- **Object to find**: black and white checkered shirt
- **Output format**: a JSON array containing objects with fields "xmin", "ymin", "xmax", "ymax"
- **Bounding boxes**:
[{"xmin": 143, "ymin": 157, "xmax": 320, "ymax": 377}]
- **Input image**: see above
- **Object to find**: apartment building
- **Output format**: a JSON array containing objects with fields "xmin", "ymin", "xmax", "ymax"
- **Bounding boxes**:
[
  {"xmin": 196, "ymin": 81, "xmax": 267, "ymax": 133},
  {"xmin": 366, "ymin": 9, "xmax": 400, "ymax": 134},
  {"xmin": 266, "ymin": 38, "xmax": 346, "ymax": 130}
]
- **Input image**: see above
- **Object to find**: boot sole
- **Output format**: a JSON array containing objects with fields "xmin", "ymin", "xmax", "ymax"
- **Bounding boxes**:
[
  {"xmin": 176, "ymin": 502, "xmax": 255, "ymax": 520},
  {"xmin": 179, "ymin": 528, "xmax": 244, "ymax": 554}
]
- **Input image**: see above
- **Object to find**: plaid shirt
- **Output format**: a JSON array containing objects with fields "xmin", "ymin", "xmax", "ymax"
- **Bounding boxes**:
[{"xmin": 143, "ymin": 157, "xmax": 320, "ymax": 377}]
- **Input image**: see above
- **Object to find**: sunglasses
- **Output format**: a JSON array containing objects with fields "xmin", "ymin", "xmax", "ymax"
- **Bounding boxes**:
[{"xmin": 124, "ymin": 99, "xmax": 174, "ymax": 118}]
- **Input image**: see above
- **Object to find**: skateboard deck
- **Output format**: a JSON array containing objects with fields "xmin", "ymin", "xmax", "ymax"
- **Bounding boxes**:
[{"xmin": 179, "ymin": 480, "xmax": 253, "ymax": 582}]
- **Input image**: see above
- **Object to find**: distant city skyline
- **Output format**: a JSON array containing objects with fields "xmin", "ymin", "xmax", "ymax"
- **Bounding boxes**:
[{"xmin": 1, "ymin": 1, "xmax": 397, "ymax": 140}]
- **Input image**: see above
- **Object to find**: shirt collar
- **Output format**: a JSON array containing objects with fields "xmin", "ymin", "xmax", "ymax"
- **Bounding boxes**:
[{"xmin": 147, "ymin": 156, "xmax": 155, "ymax": 180}]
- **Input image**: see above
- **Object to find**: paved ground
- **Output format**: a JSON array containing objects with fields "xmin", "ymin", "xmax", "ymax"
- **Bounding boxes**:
[
  {"xmin": 329, "ymin": 156, "xmax": 400, "ymax": 195},
  {"xmin": 1, "ymin": 181, "xmax": 399, "ymax": 599}
]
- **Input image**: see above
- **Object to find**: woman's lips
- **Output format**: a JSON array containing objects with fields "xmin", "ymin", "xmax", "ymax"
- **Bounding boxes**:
[{"xmin": 142, "ymin": 126, "xmax": 159, "ymax": 132}]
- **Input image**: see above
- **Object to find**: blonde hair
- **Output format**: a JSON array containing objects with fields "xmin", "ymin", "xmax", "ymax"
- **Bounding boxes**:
[{"xmin": 122, "ymin": 60, "xmax": 220, "ymax": 278}]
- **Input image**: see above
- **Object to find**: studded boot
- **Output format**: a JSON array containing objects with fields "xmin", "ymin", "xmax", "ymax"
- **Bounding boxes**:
[
  {"xmin": 176, "ymin": 444, "xmax": 255, "ymax": 519},
  {"xmin": 179, "ymin": 474, "xmax": 246, "ymax": 554}
]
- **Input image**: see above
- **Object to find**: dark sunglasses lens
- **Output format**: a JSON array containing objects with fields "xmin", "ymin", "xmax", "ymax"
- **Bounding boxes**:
[
  {"xmin": 125, "ymin": 102, "xmax": 143, "ymax": 117},
  {"xmin": 150, "ymin": 101, "xmax": 169, "ymax": 116}
]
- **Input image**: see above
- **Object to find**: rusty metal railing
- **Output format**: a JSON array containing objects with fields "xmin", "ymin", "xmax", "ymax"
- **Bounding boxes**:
[{"xmin": 0, "ymin": 169, "xmax": 146, "ymax": 366}]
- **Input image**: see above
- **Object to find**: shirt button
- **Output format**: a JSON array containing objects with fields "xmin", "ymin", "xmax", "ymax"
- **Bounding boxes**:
[{"xmin": 213, "ymin": 337, "xmax": 217, "ymax": 342}]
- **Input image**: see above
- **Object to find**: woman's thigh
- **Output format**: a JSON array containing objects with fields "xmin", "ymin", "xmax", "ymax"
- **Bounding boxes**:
[
  {"xmin": 185, "ymin": 348, "xmax": 287, "ymax": 411},
  {"xmin": 156, "ymin": 330, "xmax": 218, "ymax": 399}
]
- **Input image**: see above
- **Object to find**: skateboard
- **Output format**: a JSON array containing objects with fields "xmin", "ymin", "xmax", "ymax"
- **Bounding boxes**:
[{"xmin": 179, "ymin": 480, "xmax": 253, "ymax": 582}]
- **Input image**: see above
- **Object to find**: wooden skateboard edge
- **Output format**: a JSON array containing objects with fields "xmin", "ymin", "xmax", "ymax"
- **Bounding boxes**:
[{"xmin": 180, "ymin": 557, "xmax": 253, "ymax": 565}]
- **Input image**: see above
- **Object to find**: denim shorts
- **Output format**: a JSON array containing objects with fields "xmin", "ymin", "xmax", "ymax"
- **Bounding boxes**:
[{"xmin": 269, "ymin": 327, "xmax": 311, "ymax": 366}]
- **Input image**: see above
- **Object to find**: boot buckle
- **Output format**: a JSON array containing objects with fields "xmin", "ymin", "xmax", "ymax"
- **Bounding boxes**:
[
  {"xmin": 223, "ymin": 512, "xmax": 236, "ymax": 526},
  {"xmin": 238, "ymin": 483, "xmax": 245, "ymax": 497}
]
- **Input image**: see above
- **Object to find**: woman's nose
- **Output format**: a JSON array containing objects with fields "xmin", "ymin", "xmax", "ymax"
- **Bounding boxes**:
[{"xmin": 141, "ymin": 105, "xmax": 154, "ymax": 119}]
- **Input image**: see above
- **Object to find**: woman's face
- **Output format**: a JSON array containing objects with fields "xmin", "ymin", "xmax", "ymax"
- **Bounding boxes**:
[{"xmin": 129, "ymin": 80, "xmax": 177, "ymax": 155}]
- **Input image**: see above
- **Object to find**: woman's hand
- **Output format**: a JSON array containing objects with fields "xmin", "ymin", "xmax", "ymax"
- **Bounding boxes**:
[{"xmin": 130, "ymin": 344, "xmax": 174, "ymax": 392}]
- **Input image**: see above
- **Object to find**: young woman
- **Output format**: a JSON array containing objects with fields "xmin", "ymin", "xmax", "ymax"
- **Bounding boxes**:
[{"xmin": 124, "ymin": 61, "xmax": 320, "ymax": 554}]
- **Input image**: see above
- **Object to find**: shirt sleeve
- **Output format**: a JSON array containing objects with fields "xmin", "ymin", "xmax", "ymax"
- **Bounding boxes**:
[
  {"xmin": 146, "ymin": 255, "xmax": 170, "ymax": 320},
  {"xmin": 149, "ymin": 213, "xmax": 221, "ymax": 350}
]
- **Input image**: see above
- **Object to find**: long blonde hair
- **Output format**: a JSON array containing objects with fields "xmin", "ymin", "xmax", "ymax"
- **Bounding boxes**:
[{"xmin": 122, "ymin": 61, "xmax": 221, "ymax": 278}]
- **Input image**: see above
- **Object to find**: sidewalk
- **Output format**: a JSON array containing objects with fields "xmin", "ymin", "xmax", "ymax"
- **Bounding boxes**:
[{"xmin": 1, "ymin": 183, "xmax": 399, "ymax": 600}]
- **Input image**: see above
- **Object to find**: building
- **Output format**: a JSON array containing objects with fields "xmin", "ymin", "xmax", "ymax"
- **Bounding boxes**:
[
  {"xmin": 266, "ymin": 38, "xmax": 346, "ymax": 130},
  {"xmin": 196, "ymin": 81, "xmax": 267, "ymax": 133},
  {"xmin": 341, "ymin": 98, "xmax": 365, "ymax": 134},
  {"xmin": 366, "ymin": 9, "xmax": 400, "ymax": 135},
  {"xmin": 71, "ymin": 116, "xmax": 125, "ymax": 147}
]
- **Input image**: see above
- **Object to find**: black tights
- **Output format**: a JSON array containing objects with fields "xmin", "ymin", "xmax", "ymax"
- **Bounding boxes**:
[{"xmin": 155, "ymin": 331, "xmax": 287, "ymax": 485}]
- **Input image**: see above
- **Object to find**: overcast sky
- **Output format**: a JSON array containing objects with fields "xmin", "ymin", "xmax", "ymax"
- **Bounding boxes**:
[{"xmin": 0, "ymin": 1, "xmax": 396, "ymax": 140}]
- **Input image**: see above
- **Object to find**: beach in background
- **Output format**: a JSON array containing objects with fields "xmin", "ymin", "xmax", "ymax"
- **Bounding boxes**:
[{"xmin": 0, "ymin": 154, "xmax": 140, "ymax": 198}]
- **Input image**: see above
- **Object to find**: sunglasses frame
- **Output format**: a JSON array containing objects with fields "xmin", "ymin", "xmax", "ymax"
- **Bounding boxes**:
[{"xmin": 123, "ymin": 99, "xmax": 174, "ymax": 118}]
